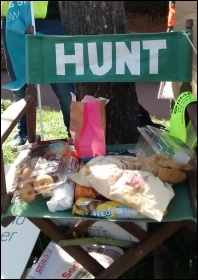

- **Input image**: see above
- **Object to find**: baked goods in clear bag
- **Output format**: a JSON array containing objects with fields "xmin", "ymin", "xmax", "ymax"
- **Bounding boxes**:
[{"xmin": 12, "ymin": 141, "xmax": 72, "ymax": 202}]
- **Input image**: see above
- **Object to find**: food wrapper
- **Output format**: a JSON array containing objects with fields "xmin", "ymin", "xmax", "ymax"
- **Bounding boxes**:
[
  {"xmin": 73, "ymin": 198, "xmax": 147, "ymax": 219},
  {"xmin": 74, "ymin": 184, "xmax": 98, "ymax": 201},
  {"xmin": 47, "ymin": 150, "xmax": 80, "ymax": 212},
  {"xmin": 69, "ymin": 156, "xmax": 175, "ymax": 221}
]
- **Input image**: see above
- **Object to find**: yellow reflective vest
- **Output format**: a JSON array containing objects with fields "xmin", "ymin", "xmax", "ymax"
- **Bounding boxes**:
[{"xmin": 1, "ymin": 1, "xmax": 49, "ymax": 18}]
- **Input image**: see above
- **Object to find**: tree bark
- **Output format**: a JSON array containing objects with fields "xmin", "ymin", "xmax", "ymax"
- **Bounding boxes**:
[{"xmin": 59, "ymin": 1, "xmax": 139, "ymax": 144}]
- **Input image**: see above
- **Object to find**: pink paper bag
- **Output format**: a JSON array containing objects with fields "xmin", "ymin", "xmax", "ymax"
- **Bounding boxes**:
[{"xmin": 70, "ymin": 95, "xmax": 108, "ymax": 159}]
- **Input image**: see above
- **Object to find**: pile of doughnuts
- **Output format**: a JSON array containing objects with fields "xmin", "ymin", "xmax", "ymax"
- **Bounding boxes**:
[
  {"xmin": 19, "ymin": 174, "xmax": 54, "ymax": 202},
  {"xmin": 12, "ymin": 142, "xmax": 71, "ymax": 203},
  {"xmin": 14, "ymin": 149, "xmax": 57, "ymax": 203}
]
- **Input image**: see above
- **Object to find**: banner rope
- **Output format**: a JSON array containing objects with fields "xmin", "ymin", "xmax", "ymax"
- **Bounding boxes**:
[{"xmin": 182, "ymin": 31, "xmax": 197, "ymax": 55}]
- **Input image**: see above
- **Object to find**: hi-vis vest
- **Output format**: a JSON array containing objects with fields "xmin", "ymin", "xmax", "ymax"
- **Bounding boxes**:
[{"xmin": 1, "ymin": 1, "xmax": 49, "ymax": 18}]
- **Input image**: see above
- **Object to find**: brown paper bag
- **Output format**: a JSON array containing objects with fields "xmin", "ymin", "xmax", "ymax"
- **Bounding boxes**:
[{"xmin": 70, "ymin": 95, "xmax": 108, "ymax": 159}]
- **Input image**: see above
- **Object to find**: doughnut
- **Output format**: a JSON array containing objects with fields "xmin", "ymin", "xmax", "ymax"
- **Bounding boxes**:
[
  {"xmin": 21, "ymin": 166, "xmax": 33, "ymax": 180},
  {"xmin": 15, "ymin": 162, "xmax": 28, "ymax": 177},
  {"xmin": 34, "ymin": 174, "xmax": 54, "ymax": 193},
  {"xmin": 43, "ymin": 151, "xmax": 56, "ymax": 161},
  {"xmin": 17, "ymin": 162, "xmax": 28, "ymax": 171},
  {"xmin": 19, "ymin": 183, "xmax": 36, "ymax": 202}
]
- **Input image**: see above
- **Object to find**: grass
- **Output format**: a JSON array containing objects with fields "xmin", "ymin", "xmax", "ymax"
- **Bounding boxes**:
[
  {"xmin": 2, "ymin": 99, "xmax": 170, "ymax": 165},
  {"xmin": 151, "ymin": 116, "xmax": 170, "ymax": 130},
  {"xmin": 1, "ymin": 99, "xmax": 197, "ymax": 279},
  {"xmin": 2, "ymin": 101, "xmax": 68, "ymax": 164}
]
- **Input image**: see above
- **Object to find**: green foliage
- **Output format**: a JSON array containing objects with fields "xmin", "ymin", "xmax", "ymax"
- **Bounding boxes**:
[
  {"xmin": 1, "ymin": 99, "xmax": 12, "ymax": 114},
  {"xmin": 36, "ymin": 106, "xmax": 68, "ymax": 141},
  {"xmin": 2, "ymin": 103, "xmax": 68, "ymax": 164},
  {"xmin": 151, "ymin": 116, "xmax": 170, "ymax": 129},
  {"xmin": 3, "ymin": 145, "xmax": 19, "ymax": 164}
]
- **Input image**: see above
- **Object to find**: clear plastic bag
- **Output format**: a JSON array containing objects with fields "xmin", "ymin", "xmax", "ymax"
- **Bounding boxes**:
[{"xmin": 12, "ymin": 141, "xmax": 76, "ymax": 202}]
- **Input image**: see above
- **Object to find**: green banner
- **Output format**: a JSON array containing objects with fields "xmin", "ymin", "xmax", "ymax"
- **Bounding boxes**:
[{"xmin": 25, "ymin": 31, "xmax": 193, "ymax": 84}]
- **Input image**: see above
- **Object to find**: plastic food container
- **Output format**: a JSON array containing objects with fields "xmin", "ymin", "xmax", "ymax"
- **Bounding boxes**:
[
  {"xmin": 135, "ymin": 125, "xmax": 194, "ymax": 164},
  {"xmin": 13, "ymin": 141, "xmax": 72, "ymax": 201}
]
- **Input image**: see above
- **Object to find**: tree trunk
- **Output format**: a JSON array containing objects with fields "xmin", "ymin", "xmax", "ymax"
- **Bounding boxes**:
[{"xmin": 59, "ymin": 1, "xmax": 139, "ymax": 144}]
